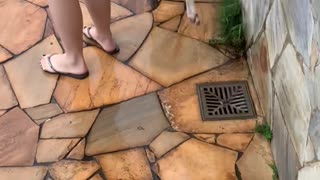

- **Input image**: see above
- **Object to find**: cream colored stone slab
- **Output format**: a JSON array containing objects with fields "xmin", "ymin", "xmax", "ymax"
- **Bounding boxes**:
[
  {"xmin": 0, "ymin": 0, "xmax": 47, "ymax": 54},
  {"xmin": 96, "ymin": 148, "xmax": 153, "ymax": 180},
  {"xmin": 130, "ymin": 27, "xmax": 230, "ymax": 87},
  {"xmin": 155, "ymin": 139, "xmax": 238, "ymax": 179},
  {"xmin": 149, "ymin": 131, "xmax": 189, "ymax": 158},
  {"xmin": 4, "ymin": 35, "xmax": 61, "ymax": 109},
  {"xmin": 237, "ymin": 134, "xmax": 274, "ymax": 180},
  {"xmin": 217, "ymin": 133, "xmax": 253, "ymax": 152},
  {"xmin": 0, "ymin": 65, "xmax": 18, "ymax": 110},
  {"xmin": 178, "ymin": 3, "xmax": 220, "ymax": 42},
  {"xmin": 49, "ymin": 160, "xmax": 100, "ymax": 180},
  {"xmin": 153, "ymin": 1, "xmax": 184, "ymax": 23},
  {"xmin": 25, "ymin": 103, "xmax": 63, "ymax": 120},
  {"xmin": 273, "ymin": 44, "xmax": 311, "ymax": 163},
  {"xmin": 36, "ymin": 139, "xmax": 80, "ymax": 163},
  {"xmin": 298, "ymin": 161, "xmax": 320, "ymax": 180},
  {"xmin": 158, "ymin": 59, "xmax": 263, "ymax": 133},
  {"xmin": 0, "ymin": 167, "xmax": 47, "ymax": 180},
  {"xmin": 0, "ymin": 46, "xmax": 12, "ymax": 63},
  {"xmin": 41, "ymin": 109, "xmax": 99, "ymax": 138}
]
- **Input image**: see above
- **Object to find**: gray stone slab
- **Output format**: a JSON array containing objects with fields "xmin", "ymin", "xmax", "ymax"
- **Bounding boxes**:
[
  {"xmin": 281, "ymin": 0, "xmax": 313, "ymax": 67},
  {"xmin": 309, "ymin": 109, "xmax": 320, "ymax": 160},
  {"xmin": 311, "ymin": 0, "xmax": 320, "ymax": 21},
  {"xmin": 273, "ymin": 44, "xmax": 311, "ymax": 163},
  {"xmin": 86, "ymin": 93, "xmax": 170, "ymax": 156},
  {"xmin": 297, "ymin": 161, "xmax": 320, "ymax": 180}
]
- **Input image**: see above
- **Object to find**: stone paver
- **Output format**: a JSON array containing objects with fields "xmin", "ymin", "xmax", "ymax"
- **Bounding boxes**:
[
  {"xmin": 89, "ymin": 173, "xmax": 104, "ymax": 180},
  {"xmin": 159, "ymin": 16, "xmax": 181, "ymax": 32},
  {"xmin": 111, "ymin": 0, "xmax": 159, "ymax": 14},
  {"xmin": 298, "ymin": 161, "xmax": 320, "ymax": 180},
  {"xmin": 0, "ymin": 167, "xmax": 47, "ymax": 180},
  {"xmin": 153, "ymin": 1, "xmax": 184, "ymax": 23},
  {"xmin": 0, "ymin": 47, "xmax": 12, "ymax": 63},
  {"xmin": 0, "ymin": 110, "xmax": 6, "ymax": 117},
  {"xmin": 178, "ymin": 3, "xmax": 220, "ymax": 42},
  {"xmin": 54, "ymin": 47, "xmax": 161, "ymax": 112},
  {"xmin": 309, "ymin": 109, "xmax": 320, "ymax": 159},
  {"xmin": 112, "ymin": 13, "xmax": 153, "ymax": 62},
  {"xmin": 49, "ymin": 160, "xmax": 100, "ymax": 180},
  {"xmin": 4, "ymin": 35, "xmax": 61, "ymax": 109},
  {"xmin": 237, "ymin": 134, "xmax": 274, "ymax": 180},
  {"xmin": 0, "ymin": 0, "xmax": 47, "ymax": 54},
  {"xmin": 81, "ymin": 2, "xmax": 133, "ymax": 27},
  {"xmin": 0, "ymin": 65, "xmax": 18, "ymax": 110},
  {"xmin": 86, "ymin": 93, "xmax": 170, "ymax": 156},
  {"xmin": 96, "ymin": 148, "xmax": 153, "ymax": 180},
  {"xmin": 217, "ymin": 133, "xmax": 253, "ymax": 152},
  {"xmin": 154, "ymin": 139, "xmax": 238, "ymax": 179},
  {"xmin": 25, "ymin": 103, "xmax": 63, "ymax": 120},
  {"xmin": 193, "ymin": 134, "xmax": 216, "ymax": 144},
  {"xmin": 41, "ymin": 109, "xmax": 99, "ymax": 138},
  {"xmin": 158, "ymin": 59, "xmax": 263, "ymax": 133},
  {"xmin": 27, "ymin": 0, "xmax": 48, "ymax": 7},
  {"xmin": 149, "ymin": 131, "xmax": 190, "ymax": 158},
  {"xmin": 0, "ymin": 107, "xmax": 39, "ymax": 166},
  {"xmin": 130, "ymin": 27, "xmax": 230, "ymax": 87},
  {"xmin": 67, "ymin": 139, "xmax": 86, "ymax": 160},
  {"xmin": 36, "ymin": 139, "xmax": 80, "ymax": 163}
]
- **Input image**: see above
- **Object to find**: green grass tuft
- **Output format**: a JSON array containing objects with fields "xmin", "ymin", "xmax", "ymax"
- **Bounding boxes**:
[
  {"xmin": 269, "ymin": 164, "xmax": 279, "ymax": 180},
  {"xmin": 255, "ymin": 122, "xmax": 273, "ymax": 142},
  {"xmin": 209, "ymin": 0, "xmax": 246, "ymax": 52}
]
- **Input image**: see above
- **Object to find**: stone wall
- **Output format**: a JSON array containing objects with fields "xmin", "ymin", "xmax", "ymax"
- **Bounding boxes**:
[{"xmin": 241, "ymin": 0, "xmax": 320, "ymax": 179}]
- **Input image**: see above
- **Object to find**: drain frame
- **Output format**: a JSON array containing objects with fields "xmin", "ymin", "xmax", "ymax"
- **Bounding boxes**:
[{"xmin": 196, "ymin": 81, "xmax": 257, "ymax": 121}]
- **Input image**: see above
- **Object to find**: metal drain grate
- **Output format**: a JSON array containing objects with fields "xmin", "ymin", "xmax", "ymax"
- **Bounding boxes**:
[{"xmin": 197, "ymin": 81, "xmax": 256, "ymax": 121}]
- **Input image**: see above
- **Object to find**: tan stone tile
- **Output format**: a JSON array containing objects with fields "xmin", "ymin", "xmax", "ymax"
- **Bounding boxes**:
[
  {"xmin": 4, "ymin": 35, "xmax": 61, "ymax": 109},
  {"xmin": 112, "ymin": 13, "xmax": 153, "ymax": 62},
  {"xmin": 96, "ymin": 148, "xmax": 153, "ymax": 180},
  {"xmin": 237, "ymin": 134, "xmax": 274, "ymax": 180},
  {"xmin": 27, "ymin": 0, "xmax": 48, "ymax": 7},
  {"xmin": 178, "ymin": 3, "xmax": 220, "ymax": 42},
  {"xmin": 159, "ymin": 16, "xmax": 181, "ymax": 32},
  {"xmin": 43, "ymin": 17, "xmax": 54, "ymax": 39},
  {"xmin": 145, "ymin": 148, "xmax": 156, "ymax": 163},
  {"xmin": 0, "ymin": 0, "xmax": 47, "ymax": 54},
  {"xmin": 154, "ymin": 139, "xmax": 238, "ymax": 179},
  {"xmin": 193, "ymin": 134, "xmax": 216, "ymax": 144},
  {"xmin": 25, "ymin": 103, "xmax": 63, "ymax": 120},
  {"xmin": 34, "ymin": 118, "xmax": 50, "ymax": 125},
  {"xmin": 88, "ymin": 173, "xmax": 104, "ymax": 180},
  {"xmin": 86, "ymin": 93, "xmax": 170, "ymax": 156},
  {"xmin": 111, "ymin": 0, "xmax": 158, "ymax": 14},
  {"xmin": 217, "ymin": 133, "xmax": 253, "ymax": 152},
  {"xmin": 153, "ymin": 1, "xmax": 184, "ymax": 23},
  {"xmin": 36, "ymin": 139, "xmax": 80, "ymax": 163},
  {"xmin": 41, "ymin": 109, "xmax": 99, "ymax": 138},
  {"xmin": 158, "ymin": 59, "xmax": 262, "ymax": 133},
  {"xmin": 54, "ymin": 47, "xmax": 161, "ymax": 112},
  {"xmin": 0, "ymin": 110, "xmax": 6, "ymax": 117},
  {"xmin": 67, "ymin": 139, "xmax": 86, "ymax": 160},
  {"xmin": 130, "ymin": 27, "xmax": 230, "ymax": 87},
  {"xmin": 49, "ymin": 160, "xmax": 100, "ymax": 180},
  {"xmin": 0, "ymin": 167, "xmax": 47, "ymax": 180},
  {"xmin": 0, "ymin": 65, "xmax": 18, "ymax": 110},
  {"xmin": 81, "ymin": 2, "xmax": 133, "ymax": 27},
  {"xmin": 0, "ymin": 107, "xmax": 39, "ymax": 166},
  {"xmin": 0, "ymin": 46, "xmax": 12, "ymax": 63},
  {"xmin": 149, "ymin": 131, "xmax": 189, "ymax": 158}
]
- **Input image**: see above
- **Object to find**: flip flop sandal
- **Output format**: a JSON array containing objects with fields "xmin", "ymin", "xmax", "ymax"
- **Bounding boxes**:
[
  {"xmin": 83, "ymin": 26, "xmax": 120, "ymax": 55},
  {"xmin": 41, "ymin": 54, "xmax": 89, "ymax": 80}
]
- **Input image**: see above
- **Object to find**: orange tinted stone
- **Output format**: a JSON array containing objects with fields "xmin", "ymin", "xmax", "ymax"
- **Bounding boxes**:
[
  {"xmin": 0, "ymin": 47, "xmax": 12, "ymax": 63},
  {"xmin": 153, "ymin": 1, "xmax": 184, "ymax": 23},
  {"xmin": 54, "ymin": 47, "xmax": 161, "ymax": 112},
  {"xmin": 67, "ymin": 139, "xmax": 86, "ymax": 160},
  {"xmin": 0, "ymin": 0, "xmax": 47, "ymax": 54},
  {"xmin": 0, "ymin": 65, "xmax": 18, "ymax": 110},
  {"xmin": 159, "ymin": 16, "xmax": 181, "ymax": 32},
  {"xmin": 27, "ymin": 0, "xmax": 48, "ymax": 7},
  {"xmin": 111, "ymin": 0, "xmax": 159, "ymax": 14},
  {"xmin": 193, "ymin": 134, "xmax": 216, "ymax": 144},
  {"xmin": 217, "ymin": 133, "xmax": 254, "ymax": 152},
  {"xmin": 0, "ymin": 167, "xmax": 47, "ymax": 180}
]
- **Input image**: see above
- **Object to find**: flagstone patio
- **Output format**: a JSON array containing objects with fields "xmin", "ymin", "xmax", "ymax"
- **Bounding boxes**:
[{"xmin": 0, "ymin": 0, "xmax": 274, "ymax": 179}]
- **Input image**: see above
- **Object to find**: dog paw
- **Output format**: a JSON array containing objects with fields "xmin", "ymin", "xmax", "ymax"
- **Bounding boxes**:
[{"xmin": 188, "ymin": 13, "xmax": 200, "ymax": 25}]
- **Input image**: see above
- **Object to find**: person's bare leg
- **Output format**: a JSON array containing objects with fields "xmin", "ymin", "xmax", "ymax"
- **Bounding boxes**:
[
  {"xmin": 83, "ymin": 0, "xmax": 116, "ymax": 52},
  {"xmin": 41, "ymin": 0, "xmax": 88, "ymax": 75}
]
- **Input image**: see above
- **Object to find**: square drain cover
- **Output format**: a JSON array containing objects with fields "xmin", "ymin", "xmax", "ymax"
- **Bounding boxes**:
[{"xmin": 197, "ymin": 81, "xmax": 256, "ymax": 121}]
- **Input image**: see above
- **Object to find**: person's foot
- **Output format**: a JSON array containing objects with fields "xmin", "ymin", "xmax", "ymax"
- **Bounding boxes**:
[
  {"xmin": 83, "ymin": 26, "xmax": 117, "ymax": 52},
  {"xmin": 40, "ymin": 54, "xmax": 88, "ymax": 75}
]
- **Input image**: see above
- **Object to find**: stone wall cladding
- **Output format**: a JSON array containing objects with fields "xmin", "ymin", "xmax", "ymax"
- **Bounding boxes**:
[{"xmin": 242, "ymin": 0, "xmax": 320, "ymax": 179}]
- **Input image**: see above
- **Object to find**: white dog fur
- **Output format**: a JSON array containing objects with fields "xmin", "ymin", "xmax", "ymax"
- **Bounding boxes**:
[{"xmin": 185, "ymin": 0, "xmax": 199, "ymax": 24}]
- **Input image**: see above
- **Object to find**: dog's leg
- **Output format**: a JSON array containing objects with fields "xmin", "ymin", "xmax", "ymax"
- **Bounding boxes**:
[{"xmin": 185, "ymin": 0, "xmax": 199, "ymax": 24}]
